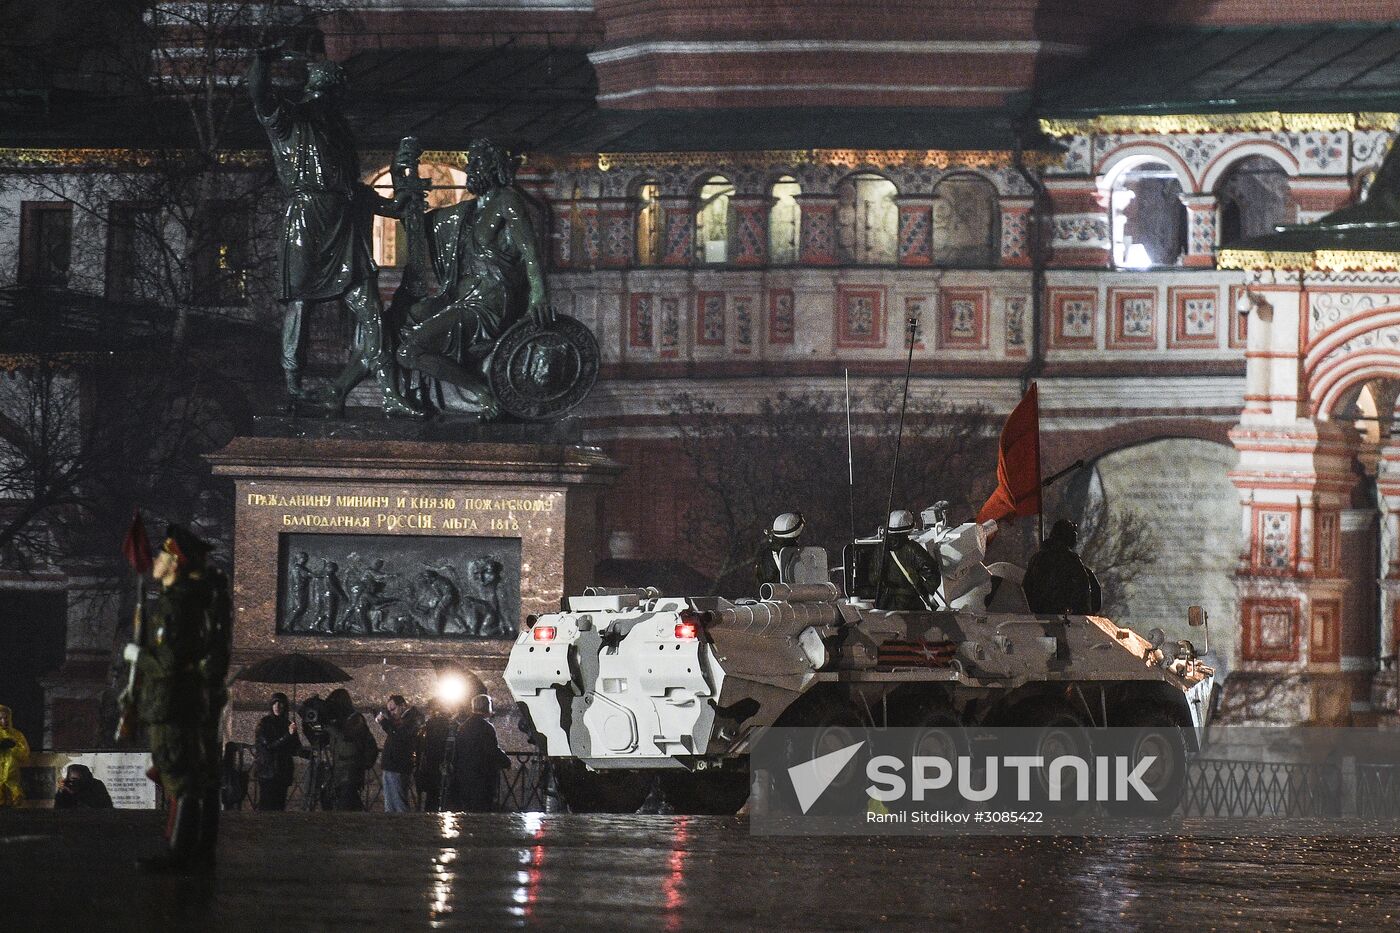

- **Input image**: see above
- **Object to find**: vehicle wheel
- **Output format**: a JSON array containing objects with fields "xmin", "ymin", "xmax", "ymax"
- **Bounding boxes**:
[
  {"xmin": 905, "ymin": 705, "xmax": 967, "ymax": 810},
  {"xmin": 553, "ymin": 761, "xmax": 654, "ymax": 814},
  {"xmin": 660, "ymin": 766, "xmax": 751, "ymax": 815},
  {"xmin": 769, "ymin": 693, "xmax": 867, "ymax": 816},
  {"xmin": 1100, "ymin": 704, "xmax": 1188, "ymax": 818},
  {"xmin": 1016, "ymin": 701, "xmax": 1093, "ymax": 813}
]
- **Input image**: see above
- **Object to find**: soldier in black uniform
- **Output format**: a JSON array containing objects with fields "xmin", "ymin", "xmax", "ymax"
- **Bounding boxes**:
[
  {"xmin": 1022, "ymin": 519, "xmax": 1102, "ymax": 615},
  {"xmin": 121, "ymin": 525, "xmax": 230, "ymax": 873},
  {"xmin": 754, "ymin": 512, "xmax": 804, "ymax": 592},
  {"xmin": 873, "ymin": 510, "xmax": 942, "ymax": 612}
]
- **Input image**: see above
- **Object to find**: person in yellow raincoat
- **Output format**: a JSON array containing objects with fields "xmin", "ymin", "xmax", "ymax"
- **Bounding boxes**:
[{"xmin": 0, "ymin": 703, "xmax": 31, "ymax": 807}]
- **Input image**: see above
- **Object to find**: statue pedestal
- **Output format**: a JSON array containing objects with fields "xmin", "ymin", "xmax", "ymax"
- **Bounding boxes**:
[{"xmin": 207, "ymin": 436, "xmax": 621, "ymax": 749}]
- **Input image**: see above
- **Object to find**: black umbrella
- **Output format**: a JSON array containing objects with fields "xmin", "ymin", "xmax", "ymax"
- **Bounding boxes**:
[{"xmin": 234, "ymin": 652, "xmax": 352, "ymax": 706}]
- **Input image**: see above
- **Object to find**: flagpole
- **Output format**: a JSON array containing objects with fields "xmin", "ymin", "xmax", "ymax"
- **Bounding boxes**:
[
  {"xmin": 845, "ymin": 368, "xmax": 856, "ymax": 594},
  {"xmin": 1034, "ymin": 382, "xmax": 1044, "ymax": 545}
]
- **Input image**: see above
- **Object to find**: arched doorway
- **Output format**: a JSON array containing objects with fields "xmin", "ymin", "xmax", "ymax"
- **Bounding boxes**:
[{"xmin": 1063, "ymin": 439, "xmax": 1241, "ymax": 668}]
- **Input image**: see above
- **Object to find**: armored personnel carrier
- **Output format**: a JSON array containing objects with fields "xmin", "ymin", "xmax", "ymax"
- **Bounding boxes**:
[{"xmin": 506, "ymin": 516, "xmax": 1215, "ymax": 814}]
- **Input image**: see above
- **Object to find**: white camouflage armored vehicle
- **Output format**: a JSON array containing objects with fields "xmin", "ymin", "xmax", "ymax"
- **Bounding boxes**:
[{"xmin": 505, "ymin": 519, "xmax": 1215, "ymax": 814}]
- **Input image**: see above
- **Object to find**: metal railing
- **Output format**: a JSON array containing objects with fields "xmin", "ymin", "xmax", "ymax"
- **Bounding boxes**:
[
  {"xmin": 1182, "ymin": 759, "xmax": 1343, "ymax": 818},
  {"xmin": 226, "ymin": 745, "xmax": 554, "ymax": 813}
]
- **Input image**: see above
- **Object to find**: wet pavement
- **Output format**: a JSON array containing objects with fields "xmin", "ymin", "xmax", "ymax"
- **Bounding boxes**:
[{"xmin": 3, "ymin": 811, "xmax": 1398, "ymax": 931}]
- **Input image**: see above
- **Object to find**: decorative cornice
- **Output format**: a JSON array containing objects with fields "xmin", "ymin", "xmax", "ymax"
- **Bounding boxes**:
[
  {"xmin": 0, "ymin": 147, "xmax": 268, "ymax": 169},
  {"xmin": 1219, "ymin": 246, "xmax": 1400, "ymax": 273},
  {"xmin": 597, "ymin": 82, "xmax": 1020, "ymax": 103},
  {"xmin": 589, "ymin": 39, "xmax": 1087, "ymax": 66},
  {"xmin": 1039, "ymin": 111, "xmax": 1400, "ymax": 138},
  {"xmin": 594, "ymin": 148, "xmax": 1059, "ymax": 172},
  {"xmin": 0, "ymin": 146, "xmax": 1056, "ymax": 176}
]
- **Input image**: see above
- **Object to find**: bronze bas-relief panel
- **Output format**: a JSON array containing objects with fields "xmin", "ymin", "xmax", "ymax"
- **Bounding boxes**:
[
  {"xmin": 279, "ymin": 533, "xmax": 520, "ymax": 639},
  {"xmin": 232, "ymin": 481, "xmax": 566, "ymax": 658}
]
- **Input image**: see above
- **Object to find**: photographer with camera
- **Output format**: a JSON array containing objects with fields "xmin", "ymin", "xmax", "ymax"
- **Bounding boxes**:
[
  {"xmin": 323, "ymin": 688, "xmax": 378, "ymax": 811},
  {"xmin": 375, "ymin": 695, "xmax": 422, "ymax": 813},
  {"xmin": 253, "ymin": 693, "xmax": 303, "ymax": 811}
]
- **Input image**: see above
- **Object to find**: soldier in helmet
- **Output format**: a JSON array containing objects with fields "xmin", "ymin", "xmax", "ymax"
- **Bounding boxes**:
[
  {"xmin": 121, "ymin": 525, "xmax": 230, "ymax": 873},
  {"xmin": 1022, "ymin": 518, "xmax": 1102, "ymax": 615},
  {"xmin": 874, "ymin": 510, "xmax": 943, "ymax": 611},
  {"xmin": 755, "ymin": 511, "xmax": 805, "ymax": 592}
]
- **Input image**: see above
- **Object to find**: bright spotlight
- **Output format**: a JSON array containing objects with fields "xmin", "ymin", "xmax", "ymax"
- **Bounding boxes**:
[{"xmin": 437, "ymin": 670, "xmax": 469, "ymax": 708}]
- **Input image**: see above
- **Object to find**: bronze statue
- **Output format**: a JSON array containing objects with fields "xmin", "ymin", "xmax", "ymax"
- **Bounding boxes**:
[
  {"xmin": 397, "ymin": 138, "xmax": 555, "ymax": 419},
  {"xmin": 248, "ymin": 47, "xmax": 425, "ymax": 418}
]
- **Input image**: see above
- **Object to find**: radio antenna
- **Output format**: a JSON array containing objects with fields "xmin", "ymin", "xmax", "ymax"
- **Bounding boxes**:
[{"xmin": 874, "ymin": 312, "xmax": 919, "ymax": 609}]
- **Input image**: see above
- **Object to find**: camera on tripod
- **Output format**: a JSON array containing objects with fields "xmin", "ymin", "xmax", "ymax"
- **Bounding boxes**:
[{"xmin": 297, "ymin": 695, "xmax": 341, "ymax": 748}]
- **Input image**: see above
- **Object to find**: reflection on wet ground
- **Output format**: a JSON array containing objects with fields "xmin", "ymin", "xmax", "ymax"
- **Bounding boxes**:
[{"xmin": 3, "ymin": 811, "xmax": 1398, "ymax": 931}]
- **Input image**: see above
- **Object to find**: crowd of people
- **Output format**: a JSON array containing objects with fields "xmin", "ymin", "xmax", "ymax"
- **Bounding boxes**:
[{"xmin": 248, "ymin": 688, "xmax": 510, "ymax": 813}]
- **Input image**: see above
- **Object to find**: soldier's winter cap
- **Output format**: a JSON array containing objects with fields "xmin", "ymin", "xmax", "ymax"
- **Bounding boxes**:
[
  {"xmin": 770, "ymin": 512, "xmax": 805, "ymax": 539},
  {"xmin": 270, "ymin": 692, "xmax": 290, "ymax": 710},
  {"xmin": 162, "ymin": 524, "xmax": 213, "ymax": 569},
  {"xmin": 887, "ymin": 510, "xmax": 916, "ymax": 535}
]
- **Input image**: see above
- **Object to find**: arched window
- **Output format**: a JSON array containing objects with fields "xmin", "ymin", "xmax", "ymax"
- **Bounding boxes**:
[
  {"xmin": 769, "ymin": 176, "xmax": 801, "ymax": 265},
  {"xmin": 1216, "ymin": 155, "xmax": 1289, "ymax": 247},
  {"xmin": 635, "ymin": 179, "xmax": 661, "ymax": 265},
  {"xmin": 696, "ymin": 175, "xmax": 734, "ymax": 264},
  {"xmin": 836, "ymin": 172, "xmax": 897, "ymax": 264},
  {"xmin": 1110, "ymin": 161, "xmax": 1186, "ymax": 269},
  {"xmin": 932, "ymin": 173, "xmax": 998, "ymax": 267},
  {"xmin": 369, "ymin": 162, "xmax": 470, "ymax": 268}
]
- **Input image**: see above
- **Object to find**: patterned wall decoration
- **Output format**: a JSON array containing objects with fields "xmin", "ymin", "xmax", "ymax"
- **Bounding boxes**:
[
  {"xmin": 1313, "ymin": 511, "xmax": 1340, "ymax": 576},
  {"xmin": 603, "ymin": 212, "xmax": 634, "ymax": 267},
  {"xmin": 1048, "ymin": 288, "xmax": 1098, "ymax": 349},
  {"xmin": 904, "ymin": 297, "xmax": 927, "ymax": 350},
  {"xmin": 835, "ymin": 286, "xmax": 887, "ymax": 348},
  {"xmin": 696, "ymin": 291, "xmax": 726, "ymax": 347},
  {"xmin": 1107, "ymin": 288, "xmax": 1157, "ymax": 349},
  {"xmin": 897, "ymin": 204, "xmax": 933, "ymax": 266},
  {"xmin": 553, "ymin": 213, "xmax": 574, "ymax": 267},
  {"xmin": 800, "ymin": 204, "xmax": 837, "ymax": 265},
  {"xmin": 1310, "ymin": 598, "xmax": 1341, "ymax": 663},
  {"xmin": 581, "ymin": 208, "xmax": 601, "ymax": 266},
  {"xmin": 1169, "ymin": 287, "xmax": 1220, "ymax": 347},
  {"xmin": 628, "ymin": 293, "xmax": 654, "ymax": 349},
  {"xmin": 768, "ymin": 290, "xmax": 795, "ymax": 345},
  {"xmin": 662, "ymin": 208, "xmax": 693, "ymax": 266},
  {"xmin": 1243, "ymin": 598, "xmax": 1300, "ymax": 662},
  {"xmin": 999, "ymin": 206, "xmax": 1029, "ymax": 265},
  {"xmin": 1228, "ymin": 284, "xmax": 1249, "ymax": 348},
  {"xmin": 659, "ymin": 296, "xmax": 681, "ymax": 358},
  {"xmin": 1005, "ymin": 297, "xmax": 1027, "ymax": 356},
  {"xmin": 732, "ymin": 295, "xmax": 756, "ymax": 354},
  {"xmin": 938, "ymin": 287, "xmax": 989, "ymax": 350},
  {"xmin": 733, "ymin": 206, "xmax": 767, "ymax": 266},
  {"xmin": 1257, "ymin": 510, "xmax": 1294, "ymax": 571}
]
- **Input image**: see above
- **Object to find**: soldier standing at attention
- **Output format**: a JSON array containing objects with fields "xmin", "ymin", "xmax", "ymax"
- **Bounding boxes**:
[
  {"xmin": 754, "ymin": 512, "xmax": 805, "ymax": 592},
  {"xmin": 874, "ymin": 511, "xmax": 943, "ymax": 612},
  {"xmin": 1022, "ymin": 519, "xmax": 1102, "ymax": 615},
  {"xmin": 121, "ymin": 525, "xmax": 230, "ymax": 873}
]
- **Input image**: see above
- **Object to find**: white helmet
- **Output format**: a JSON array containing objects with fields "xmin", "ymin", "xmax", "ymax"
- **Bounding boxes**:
[
  {"xmin": 770, "ymin": 511, "xmax": 805, "ymax": 540},
  {"xmin": 887, "ymin": 510, "xmax": 916, "ymax": 535}
]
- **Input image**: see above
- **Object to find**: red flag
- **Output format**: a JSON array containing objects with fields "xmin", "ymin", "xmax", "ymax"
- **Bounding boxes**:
[
  {"xmin": 122, "ymin": 510, "xmax": 152, "ymax": 574},
  {"xmin": 976, "ymin": 384, "xmax": 1042, "ymax": 524}
]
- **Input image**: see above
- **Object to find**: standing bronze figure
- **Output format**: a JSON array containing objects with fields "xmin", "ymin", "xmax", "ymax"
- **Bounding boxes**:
[{"xmin": 248, "ymin": 47, "xmax": 425, "ymax": 418}]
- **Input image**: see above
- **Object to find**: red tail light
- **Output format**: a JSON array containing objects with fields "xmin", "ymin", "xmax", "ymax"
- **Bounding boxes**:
[
  {"xmin": 532, "ymin": 625, "xmax": 557, "ymax": 642},
  {"xmin": 675, "ymin": 609, "xmax": 707, "ymax": 640}
]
